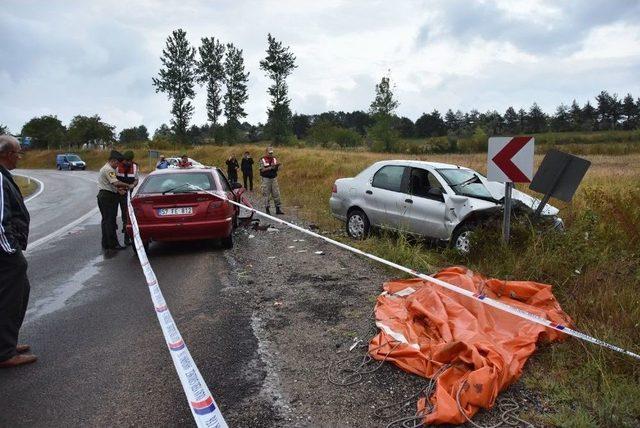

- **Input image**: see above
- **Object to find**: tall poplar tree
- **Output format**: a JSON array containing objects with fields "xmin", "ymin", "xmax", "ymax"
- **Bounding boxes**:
[
  {"xmin": 223, "ymin": 43, "xmax": 249, "ymax": 142},
  {"xmin": 259, "ymin": 34, "xmax": 297, "ymax": 145},
  {"xmin": 152, "ymin": 29, "xmax": 197, "ymax": 139},
  {"xmin": 196, "ymin": 37, "xmax": 226, "ymax": 131}
]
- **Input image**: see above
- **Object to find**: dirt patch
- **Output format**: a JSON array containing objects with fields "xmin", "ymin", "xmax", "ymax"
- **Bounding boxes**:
[{"xmin": 223, "ymin": 196, "xmax": 546, "ymax": 427}]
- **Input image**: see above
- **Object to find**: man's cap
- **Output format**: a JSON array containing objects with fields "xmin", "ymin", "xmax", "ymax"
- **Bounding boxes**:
[
  {"xmin": 109, "ymin": 150, "xmax": 124, "ymax": 161},
  {"xmin": 123, "ymin": 150, "xmax": 134, "ymax": 160}
]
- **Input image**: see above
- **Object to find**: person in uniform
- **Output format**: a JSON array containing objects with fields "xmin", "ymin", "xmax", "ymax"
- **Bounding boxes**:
[
  {"xmin": 241, "ymin": 151, "xmax": 254, "ymax": 191},
  {"xmin": 259, "ymin": 147, "xmax": 284, "ymax": 215},
  {"xmin": 156, "ymin": 155, "xmax": 169, "ymax": 169},
  {"xmin": 0, "ymin": 135, "xmax": 37, "ymax": 368},
  {"xmin": 177, "ymin": 155, "xmax": 192, "ymax": 168},
  {"xmin": 226, "ymin": 155, "xmax": 239, "ymax": 184},
  {"xmin": 97, "ymin": 150, "xmax": 133, "ymax": 251},
  {"xmin": 116, "ymin": 151, "xmax": 140, "ymax": 246}
]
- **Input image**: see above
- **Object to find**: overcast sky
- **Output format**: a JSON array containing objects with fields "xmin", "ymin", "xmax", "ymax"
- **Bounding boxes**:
[{"xmin": 2, "ymin": 0, "xmax": 640, "ymax": 135}]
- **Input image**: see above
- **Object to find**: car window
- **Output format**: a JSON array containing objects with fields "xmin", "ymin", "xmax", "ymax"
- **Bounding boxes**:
[
  {"xmin": 437, "ymin": 168, "xmax": 495, "ymax": 201},
  {"xmin": 372, "ymin": 165, "xmax": 406, "ymax": 192},
  {"xmin": 409, "ymin": 168, "xmax": 444, "ymax": 199},
  {"xmin": 67, "ymin": 155, "xmax": 81, "ymax": 162},
  {"xmin": 139, "ymin": 172, "xmax": 215, "ymax": 194},
  {"xmin": 215, "ymin": 170, "xmax": 231, "ymax": 192}
]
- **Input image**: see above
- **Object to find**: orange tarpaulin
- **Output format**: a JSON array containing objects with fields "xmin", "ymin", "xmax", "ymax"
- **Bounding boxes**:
[{"xmin": 369, "ymin": 266, "xmax": 572, "ymax": 425}]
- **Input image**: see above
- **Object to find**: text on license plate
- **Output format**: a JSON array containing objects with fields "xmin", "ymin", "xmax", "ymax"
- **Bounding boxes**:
[{"xmin": 158, "ymin": 207, "xmax": 193, "ymax": 216}]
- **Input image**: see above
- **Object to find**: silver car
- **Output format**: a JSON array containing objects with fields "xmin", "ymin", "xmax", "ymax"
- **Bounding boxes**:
[{"xmin": 329, "ymin": 160, "xmax": 561, "ymax": 252}]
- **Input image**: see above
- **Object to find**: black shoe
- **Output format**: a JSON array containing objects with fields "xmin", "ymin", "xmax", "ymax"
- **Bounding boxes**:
[
  {"xmin": 124, "ymin": 236, "xmax": 132, "ymax": 246},
  {"xmin": 276, "ymin": 207, "xmax": 284, "ymax": 215},
  {"xmin": 265, "ymin": 207, "xmax": 271, "ymax": 215}
]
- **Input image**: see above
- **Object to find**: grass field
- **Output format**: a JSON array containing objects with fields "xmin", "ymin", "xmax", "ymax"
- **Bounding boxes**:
[
  {"xmin": 13, "ymin": 175, "xmax": 39, "ymax": 198},
  {"xmin": 18, "ymin": 145, "xmax": 640, "ymax": 425}
]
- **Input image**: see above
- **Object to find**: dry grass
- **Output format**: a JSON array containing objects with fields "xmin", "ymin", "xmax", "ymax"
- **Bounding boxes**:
[{"xmin": 13, "ymin": 175, "xmax": 39, "ymax": 198}]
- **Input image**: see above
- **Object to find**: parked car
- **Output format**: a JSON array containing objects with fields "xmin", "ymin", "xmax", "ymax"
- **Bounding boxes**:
[
  {"xmin": 126, "ymin": 167, "xmax": 240, "ymax": 252},
  {"xmin": 56, "ymin": 153, "xmax": 86, "ymax": 170},
  {"xmin": 329, "ymin": 160, "xmax": 562, "ymax": 253}
]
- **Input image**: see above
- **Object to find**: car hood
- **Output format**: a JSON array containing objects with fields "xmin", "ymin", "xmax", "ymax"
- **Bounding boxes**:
[{"xmin": 483, "ymin": 181, "xmax": 559, "ymax": 216}]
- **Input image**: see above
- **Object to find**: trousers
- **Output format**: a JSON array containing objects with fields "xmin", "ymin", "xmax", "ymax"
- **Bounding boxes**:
[
  {"xmin": 97, "ymin": 189, "xmax": 120, "ymax": 249},
  {"xmin": 0, "ymin": 250, "xmax": 30, "ymax": 361},
  {"xmin": 242, "ymin": 172, "xmax": 253, "ymax": 191},
  {"xmin": 261, "ymin": 177, "xmax": 281, "ymax": 208}
]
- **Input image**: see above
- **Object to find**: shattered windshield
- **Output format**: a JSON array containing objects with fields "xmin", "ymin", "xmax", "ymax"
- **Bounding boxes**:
[{"xmin": 437, "ymin": 169, "xmax": 496, "ymax": 201}]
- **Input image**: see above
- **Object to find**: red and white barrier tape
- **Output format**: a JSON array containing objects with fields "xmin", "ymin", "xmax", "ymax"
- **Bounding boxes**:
[
  {"xmin": 195, "ymin": 185, "xmax": 639, "ymax": 361},
  {"xmin": 127, "ymin": 195, "xmax": 228, "ymax": 427}
]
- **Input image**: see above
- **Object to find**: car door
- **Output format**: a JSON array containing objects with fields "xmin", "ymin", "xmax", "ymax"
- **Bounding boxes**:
[
  {"xmin": 404, "ymin": 167, "xmax": 449, "ymax": 239},
  {"xmin": 364, "ymin": 165, "xmax": 412, "ymax": 230}
]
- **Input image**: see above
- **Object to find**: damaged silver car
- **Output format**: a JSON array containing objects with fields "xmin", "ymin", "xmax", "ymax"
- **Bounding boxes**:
[{"xmin": 329, "ymin": 160, "xmax": 562, "ymax": 253}]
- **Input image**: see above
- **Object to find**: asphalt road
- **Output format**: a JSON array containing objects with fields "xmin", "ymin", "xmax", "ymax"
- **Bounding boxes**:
[{"xmin": 0, "ymin": 169, "xmax": 268, "ymax": 427}]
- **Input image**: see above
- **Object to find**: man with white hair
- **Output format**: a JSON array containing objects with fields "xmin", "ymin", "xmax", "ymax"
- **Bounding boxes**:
[{"xmin": 0, "ymin": 135, "xmax": 37, "ymax": 368}]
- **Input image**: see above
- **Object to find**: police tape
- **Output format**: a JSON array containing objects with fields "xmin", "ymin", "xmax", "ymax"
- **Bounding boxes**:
[
  {"xmin": 127, "ymin": 195, "xmax": 228, "ymax": 428},
  {"xmin": 192, "ymin": 185, "xmax": 640, "ymax": 362}
]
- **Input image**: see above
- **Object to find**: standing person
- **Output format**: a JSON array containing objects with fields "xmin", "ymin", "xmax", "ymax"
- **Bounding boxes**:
[
  {"xmin": 116, "ymin": 151, "xmax": 140, "ymax": 246},
  {"xmin": 178, "ymin": 154, "xmax": 192, "ymax": 168},
  {"xmin": 97, "ymin": 150, "xmax": 132, "ymax": 251},
  {"xmin": 241, "ymin": 151, "xmax": 254, "ymax": 191},
  {"xmin": 0, "ymin": 135, "xmax": 37, "ymax": 368},
  {"xmin": 226, "ymin": 154, "xmax": 239, "ymax": 184},
  {"xmin": 156, "ymin": 155, "xmax": 169, "ymax": 169},
  {"xmin": 259, "ymin": 147, "xmax": 284, "ymax": 215}
]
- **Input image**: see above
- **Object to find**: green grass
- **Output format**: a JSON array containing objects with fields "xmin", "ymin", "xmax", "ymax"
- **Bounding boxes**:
[{"xmin": 13, "ymin": 175, "xmax": 38, "ymax": 198}]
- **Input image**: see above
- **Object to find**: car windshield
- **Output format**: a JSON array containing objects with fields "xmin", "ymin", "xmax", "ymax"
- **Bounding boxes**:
[
  {"xmin": 139, "ymin": 172, "xmax": 215, "ymax": 194},
  {"xmin": 67, "ymin": 155, "xmax": 81, "ymax": 162},
  {"xmin": 437, "ymin": 169, "xmax": 496, "ymax": 201}
]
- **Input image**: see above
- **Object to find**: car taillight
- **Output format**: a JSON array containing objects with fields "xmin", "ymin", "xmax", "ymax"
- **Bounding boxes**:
[{"xmin": 332, "ymin": 183, "xmax": 337, "ymax": 193}]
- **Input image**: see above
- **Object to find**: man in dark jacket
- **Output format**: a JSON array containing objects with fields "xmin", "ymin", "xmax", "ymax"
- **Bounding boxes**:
[
  {"xmin": 240, "ymin": 151, "xmax": 253, "ymax": 191},
  {"xmin": 0, "ymin": 135, "xmax": 37, "ymax": 368},
  {"xmin": 226, "ymin": 155, "xmax": 239, "ymax": 184}
]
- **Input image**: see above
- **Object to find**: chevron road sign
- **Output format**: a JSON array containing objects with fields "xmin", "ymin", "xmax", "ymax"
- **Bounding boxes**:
[
  {"xmin": 487, "ymin": 136, "xmax": 534, "ymax": 182},
  {"xmin": 487, "ymin": 136, "xmax": 535, "ymax": 243}
]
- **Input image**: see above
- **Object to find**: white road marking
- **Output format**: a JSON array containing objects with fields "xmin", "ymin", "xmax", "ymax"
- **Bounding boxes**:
[{"xmin": 13, "ymin": 174, "xmax": 45, "ymax": 202}]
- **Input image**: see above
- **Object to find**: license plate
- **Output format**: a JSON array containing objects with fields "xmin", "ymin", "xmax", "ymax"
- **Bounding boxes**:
[{"xmin": 158, "ymin": 207, "xmax": 193, "ymax": 216}]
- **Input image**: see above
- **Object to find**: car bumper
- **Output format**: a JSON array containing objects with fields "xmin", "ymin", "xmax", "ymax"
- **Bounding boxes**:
[
  {"xmin": 329, "ymin": 196, "xmax": 347, "ymax": 221},
  {"xmin": 126, "ymin": 217, "xmax": 233, "ymax": 242}
]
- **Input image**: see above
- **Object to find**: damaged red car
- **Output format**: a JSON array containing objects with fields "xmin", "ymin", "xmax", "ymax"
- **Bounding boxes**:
[{"xmin": 126, "ymin": 167, "xmax": 239, "ymax": 252}]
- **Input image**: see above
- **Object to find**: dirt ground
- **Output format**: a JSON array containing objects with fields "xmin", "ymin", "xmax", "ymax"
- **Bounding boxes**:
[{"xmin": 222, "ymin": 196, "xmax": 548, "ymax": 427}]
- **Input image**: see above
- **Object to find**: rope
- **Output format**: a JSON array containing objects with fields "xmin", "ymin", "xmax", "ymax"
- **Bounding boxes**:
[
  {"xmin": 327, "ymin": 339, "xmax": 401, "ymax": 386},
  {"xmin": 456, "ymin": 379, "xmax": 535, "ymax": 428}
]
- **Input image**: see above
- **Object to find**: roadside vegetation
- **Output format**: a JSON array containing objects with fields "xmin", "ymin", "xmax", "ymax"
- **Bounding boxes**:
[{"xmin": 13, "ymin": 175, "xmax": 38, "ymax": 198}]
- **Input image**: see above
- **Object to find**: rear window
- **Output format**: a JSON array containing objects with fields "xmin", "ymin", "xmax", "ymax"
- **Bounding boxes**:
[
  {"xmin": 372, "ymin": 165, "xmax": 406, "ymax": 192},
  {"xmin": 139, "ymin": 172, "xmax": 215, "ymax": 194}
]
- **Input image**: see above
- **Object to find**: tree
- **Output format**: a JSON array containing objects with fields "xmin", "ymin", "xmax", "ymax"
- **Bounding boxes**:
[
  {"xmin": 369, "ymin": 74, "xmax": 399, "ymax": 116},
  {"xmin": 551, "ymin": 103, "xmax": 571, "ymax": 132},
  {"xmin": 0, "ymin": 124, "xmax": 7, "ymax": 135},
  {"xmin": 394, "ymin": 116, "xmax": 415, "ymax": 138},
  {"xmin": 344, "ymin": 111, "xmax": 375, "ymax": 135},
  {"xmin": 569, "ymin": 100, "xmax": 582, "ymax": 131},
  {"xmin": 504, "ymin": 107, "xmax": 519, "ymax": 133},
  {"xmin": 67, "ymin": 115, "xmax": 114, "ymax": 148},
  {"xmin": 259, "ymin": 34, "xmax": 297, "ymax": 145},
  {"xmin": 21, "ymin": 115, "xmax": 66, "ymax": 149},
  {"xmin": 196, "ymin": 37, "xmax": 226, "ymax": 130},
  {"xmin": 415, "ymin": 110, "xmax": 446, "ymax": 137},
  {"xmin": 292, "ymin": 114, "xmax": 311, "ymax": 139},
  {"xmin": 481, "ymin": 110, "xmax": 504, "ymax": 135},
  {"xmin": 622, "ymin": 93, "xmax": 638, "ymax": 130},
  {"xmin": 444, "ymin": 109, "xmax": 459, "ymax": 133},
  {"xmin": 153, "ymin": 124, "xmax": 172, "ymax": 140},
  {"xmin": 152, "ymin": 29, "xmax": 197, "ymax": 139},
  {"xmin": 119, "ymin": 125, "xmax": 149, "ymax": 144},
  {"xmin": 223, "ymin": 43, "xmax": 250, "ymax": 143},
  {"xmin": 526, "ymin": 103, "xmax": 547, "ymax": 133},
  {"xmin": 581, "ymin": 101, "xmax": 597, "ymax": 131}
]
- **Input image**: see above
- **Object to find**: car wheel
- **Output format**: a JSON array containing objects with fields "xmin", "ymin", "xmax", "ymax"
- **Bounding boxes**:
[
  {"xmin": 57, "ymin": 165, "xmax": 61, "ymax": 170},
  {"xmin": 451, "ymin": 225, "xmax": 474, "ymax": 254},
  {"xmin": 346, "ymin": 209, "xmax": 370, "ymax": 240},
  {"xmin": 82, "ymin": 166, "xmax": 86, "ymax": 171},
  {"xmin": 221, "ymin": 232, "xmax": 233, "ymax": 249}
]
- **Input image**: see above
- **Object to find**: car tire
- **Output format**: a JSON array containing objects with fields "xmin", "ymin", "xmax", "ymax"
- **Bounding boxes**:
[
  {"xmin": 451, "ymin": 224, "xmax": 474, "ymax": 254},
  {"xmin": 221, "ymin": 232, "xmax": 233, "ymax": 249},
  {"xmin": 57, "ymin": 165, "xmax": 61, "ymax": 170},
  {"xmin": 346, "ymin": 209, "xmax": 370, "ymax": 240},
  {"xmin": 82, "ymin": 166, "xmax": 86, "ymax": 171}
]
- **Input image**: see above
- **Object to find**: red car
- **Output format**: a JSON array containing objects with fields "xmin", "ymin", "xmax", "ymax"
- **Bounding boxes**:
[{"xmin": 126, "ymin": 167, "xmax": 240, "ymax": 252}]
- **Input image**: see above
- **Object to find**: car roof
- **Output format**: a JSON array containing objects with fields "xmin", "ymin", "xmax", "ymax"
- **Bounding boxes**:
[
  {"xmin": 372, "ymin": 159, "xmax": 472, "ymax": 170},
  {"xmin": 147, "ymin": 166, "xmax": 218, "ymax": 176}
]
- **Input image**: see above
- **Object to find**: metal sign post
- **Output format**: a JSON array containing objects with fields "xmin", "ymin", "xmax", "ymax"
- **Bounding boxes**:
[{"xmin": 487, "ymin": 137, "xmax": 534, "ymax": 243}]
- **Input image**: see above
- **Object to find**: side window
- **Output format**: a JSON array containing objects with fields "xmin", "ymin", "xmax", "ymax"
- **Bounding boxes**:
[
  {"xmin": 372, "ymin": 166, "xmax": 407, "ymax": 192},
  {"xmin": 216, "ymin": 170, "xmax": 232, "ymax": 192},
  {"xmin": 409, "ymin": 168, "xmax": 445, "ymax": 201}
]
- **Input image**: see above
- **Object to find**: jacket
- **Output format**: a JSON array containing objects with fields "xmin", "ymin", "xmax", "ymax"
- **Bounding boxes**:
[
  {"xmin": 259, "ymin": 156, "xmax": 278, "ymax": 179},
  {"xmin": 0, "ymin": 166, "xmax": 30, "ymax": 254},
  {"xmin": 241, "ymin": 157, "xmax": 254, "ymax": 174}
]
